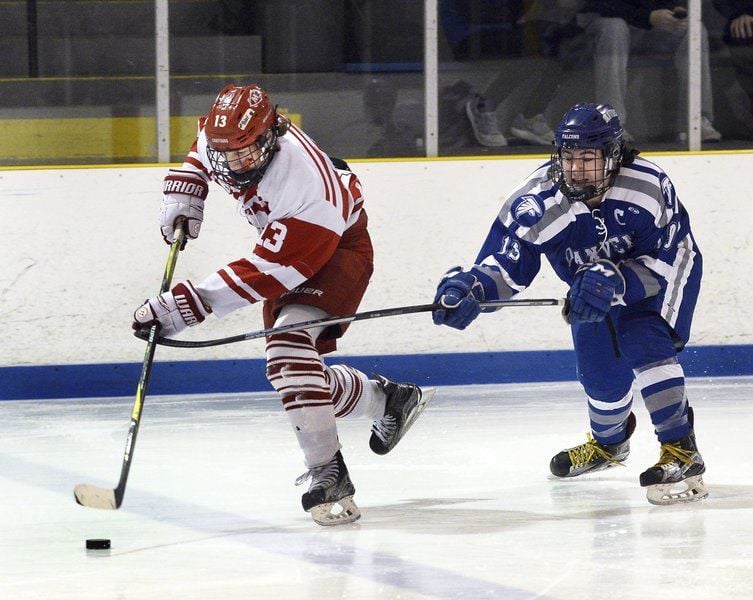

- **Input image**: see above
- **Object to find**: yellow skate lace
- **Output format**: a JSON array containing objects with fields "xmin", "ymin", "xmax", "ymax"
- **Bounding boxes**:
[
  {"xmin": 567, "ymin": 433, "xmax": 625, "ymax": 468},
  {"xmin": 654, "ymin": 441, "xmax": 694, "ymax": 467}
]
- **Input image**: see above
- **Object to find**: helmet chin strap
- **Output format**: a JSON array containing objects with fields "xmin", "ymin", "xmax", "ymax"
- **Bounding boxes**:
[
  {"xmin": 570, "ymin": 184, "xmax": 599, "ymax": 203},
  {"xmin": 584, "ymin": 192, "xmax": 605, "ymax": 209}
]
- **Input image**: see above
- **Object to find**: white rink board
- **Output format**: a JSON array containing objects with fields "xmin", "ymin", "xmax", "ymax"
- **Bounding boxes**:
[{"xmin": 1, "ymin": 153, "xmax": 751, "ymax": 367}]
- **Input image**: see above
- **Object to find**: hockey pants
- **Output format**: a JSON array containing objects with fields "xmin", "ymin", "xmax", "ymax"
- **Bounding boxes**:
[{"xmin": 571, "ymin": 303, "xmax": 692, "ymax": 445}]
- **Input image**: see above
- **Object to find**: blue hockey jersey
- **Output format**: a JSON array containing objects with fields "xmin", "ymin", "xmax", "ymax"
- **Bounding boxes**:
[{"xmin": 471, "ymin": 156, "xmax": 702, "ymax": 343}]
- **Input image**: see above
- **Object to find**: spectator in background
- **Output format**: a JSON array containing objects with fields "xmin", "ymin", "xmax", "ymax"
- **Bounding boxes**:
[
  {"xmin": 363, "ymin": 76, "xmax": 422, "ymax": 157},
  {"xmin": 461, "ymin": 0, "xmax": 583, "ymax": 147},
  {"xmin": 577, "ymin": 1, "xmax": 722, "ymax": 142},
  {"xmin": 713, "ymin": 1, "xmax": 753, "ymax": 109}
]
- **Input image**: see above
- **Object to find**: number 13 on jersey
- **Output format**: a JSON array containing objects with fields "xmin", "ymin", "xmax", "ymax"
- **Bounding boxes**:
[{"xmin": 261, "ymin": 221, "xmax": 288, "ymax": 252}]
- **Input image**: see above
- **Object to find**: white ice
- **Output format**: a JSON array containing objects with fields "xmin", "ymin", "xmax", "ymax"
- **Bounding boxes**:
[{"xmin": 2, "ymin": 378, "xmax": 752, "ymax": 599}]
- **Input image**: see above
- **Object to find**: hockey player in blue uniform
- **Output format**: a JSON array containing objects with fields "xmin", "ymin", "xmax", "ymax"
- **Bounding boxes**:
[{"xmin": 433, "ymin": 103, "xmax": 707, "ymax": 505}]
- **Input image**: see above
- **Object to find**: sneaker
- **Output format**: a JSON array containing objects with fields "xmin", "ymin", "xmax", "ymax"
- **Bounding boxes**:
[
  {"xmin": 550, "ymin": 412, "xmax": 636, "ymax": 477},
  {"xmin": 369, "ymin": 374, "xmax": 435, "ymax": 455},
  {"xmin": 465, "ymin": 95, "xmax": 508, "ymax": 147},
  {"xmin": 678, "ymin": 117, "xmax": 722, "ymax": 143},
  {"xmin": 639, "ymin": 431, "xmax": 708, "ymax": 505},
  {"xmin": 701, "ymin": 116, "xmax": 722, "ymax": 142},
  {"xmin": 510, "ymin": 113, "xmax": 555, "ymax": 146},
  {"xmin": 295, "ymin": 450, "xmax": 361, "ymax": 526}
]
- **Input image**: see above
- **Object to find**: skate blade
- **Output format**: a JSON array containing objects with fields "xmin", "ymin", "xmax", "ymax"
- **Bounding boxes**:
[
  {"xmin": 369, "ymin": 387, "xmax": 437, "ymax": 456},
  {"xmin": 308, "ymin": 496, "xmax": 361, "ymax": 526},
  {"xmin": 403, "ymin": 387, "xmax": 436, "ymax": 434},
  {"xmin": 646, "ymin": 475, "xmax": 709, "ymax": 505}
]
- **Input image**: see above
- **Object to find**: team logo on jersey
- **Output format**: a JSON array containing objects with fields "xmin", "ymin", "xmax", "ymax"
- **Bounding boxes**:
[
  {"xmin": 511, "ymin": 194, "xmax": 545, "ymax": 227},
  {"xmin": 660, "ymin": 175, "xmax": 675, "ymax": 209}
]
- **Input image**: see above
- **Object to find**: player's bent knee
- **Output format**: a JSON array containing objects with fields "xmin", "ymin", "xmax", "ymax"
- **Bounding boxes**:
[{"xmin": 265, "ymin": 330, "xmax": 327, "ymax": 396}]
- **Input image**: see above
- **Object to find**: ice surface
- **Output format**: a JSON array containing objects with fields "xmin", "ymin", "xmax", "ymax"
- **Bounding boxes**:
[{"xmin": 2, "ymin": 378, "xmax": 752, "ymax": 599}]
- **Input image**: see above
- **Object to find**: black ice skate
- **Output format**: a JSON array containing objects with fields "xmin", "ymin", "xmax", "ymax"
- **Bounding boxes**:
[
  {"xmin": 295, "ymin": 450, "xmax": 360, "ymax": 526},
  {"xmin": 550, "ymin": 412, "xmax": 636, "ymax": 478},
  {"xmin": 369, "ymin": 374, "xmax": 435, "ymax": 455},
  {"xmin": 639, "ymin": 430, "xmax": 708, "ymax": 505}
]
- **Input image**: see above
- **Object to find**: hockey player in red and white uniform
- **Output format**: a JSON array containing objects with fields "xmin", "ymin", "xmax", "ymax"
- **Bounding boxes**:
[{"xmin": 132, "ymin": 83, "xmax": 434, "ymax": 526}]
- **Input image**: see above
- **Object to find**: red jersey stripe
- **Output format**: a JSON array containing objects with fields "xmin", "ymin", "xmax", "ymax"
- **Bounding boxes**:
[
  {"xmin": 288, "ymin": 125, "xmax": 332, "ymax": 201},
  {"xmin": 218, "ymin": 268, "xmax": 257, "ymax": 304},
  {"xmin": 288, "ymin": 124, "xmax": 341, "ymax": 209},
  {"xmin": 226, "ymin": 258, "xmax": 290, "ymax": 299}
]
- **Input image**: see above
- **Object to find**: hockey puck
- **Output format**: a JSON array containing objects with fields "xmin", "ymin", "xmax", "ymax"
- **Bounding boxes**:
[{"xmin": 86, "ymin": 539, "xmax": 111, "ymax": 550}]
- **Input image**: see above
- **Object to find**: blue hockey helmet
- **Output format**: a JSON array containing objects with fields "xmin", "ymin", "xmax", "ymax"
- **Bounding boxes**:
[{"xmin": 551, "ymin": 103, "xmax": 625, "ymax": 202}]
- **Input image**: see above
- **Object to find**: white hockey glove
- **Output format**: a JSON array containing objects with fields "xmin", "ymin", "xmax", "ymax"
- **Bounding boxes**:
[
  {"xmin": 160, "ymin": 169, "xmax": 209, "ymax": 247},
  {"xmin": 132, "ymin": 281, "xmax": 211, "ymax": 337}
]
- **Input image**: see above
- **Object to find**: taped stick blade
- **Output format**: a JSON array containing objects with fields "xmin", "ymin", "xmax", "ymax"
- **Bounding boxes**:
[{"xmin": 74, "ymin": 484, "xmax": 118, "ymax": 510}]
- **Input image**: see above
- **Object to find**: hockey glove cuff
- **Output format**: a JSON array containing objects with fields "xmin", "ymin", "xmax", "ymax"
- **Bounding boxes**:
[{"xmin": 132, "ymin": 281, "xmax": 211, "ymax": 337}]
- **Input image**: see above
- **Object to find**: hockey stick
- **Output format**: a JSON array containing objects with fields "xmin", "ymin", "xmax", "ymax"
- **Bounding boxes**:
[
  {"xmin": 134, "ymin": 297, "xmax": 565, "ymax": 349},
  {"xmin": 73, "ymin": 222, "xmax": 186, "ymax": 510}
]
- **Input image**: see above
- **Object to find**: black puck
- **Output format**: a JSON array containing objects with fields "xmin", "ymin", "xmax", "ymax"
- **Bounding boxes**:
[{"xmin": 86, "ymin": 538, "xmax": 111, "ymax": 550}]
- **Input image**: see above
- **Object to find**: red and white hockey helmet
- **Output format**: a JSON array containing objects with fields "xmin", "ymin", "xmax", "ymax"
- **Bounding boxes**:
[{"xmin": 205, "ymin": 83, "xmax": 288, "ymax": 190}]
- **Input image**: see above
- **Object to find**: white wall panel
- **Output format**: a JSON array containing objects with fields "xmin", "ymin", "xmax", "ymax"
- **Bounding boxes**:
[{"xmin": 1, "ymin": 153, "xmax": 750, "ymax": 367}]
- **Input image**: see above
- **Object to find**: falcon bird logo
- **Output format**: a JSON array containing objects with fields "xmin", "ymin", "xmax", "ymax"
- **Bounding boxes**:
[{"xmin": 512, "ymin": 194, "xmax": 545, "ymax": 227}]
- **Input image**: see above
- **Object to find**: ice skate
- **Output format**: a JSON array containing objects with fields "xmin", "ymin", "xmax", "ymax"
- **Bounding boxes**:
[
  {"xmin": 369, "ymin": 374, "xmax": 435, "ymax": 455},
  {"xmin": 550, "ymin": 412, "xmax": 636, "ymax": 477},
  {"xmin": 639, "ymin": 431, "xmax": 708, "ymax": 505},
  {"xmin": 295, "ymin": 450, "xmax": 360, "ymax": 526}
]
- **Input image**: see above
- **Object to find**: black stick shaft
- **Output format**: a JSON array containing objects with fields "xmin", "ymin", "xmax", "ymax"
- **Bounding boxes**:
[
  {"xmin": 112, "ymin": 226, "xmax": 185, "ymax": 507},
  {"xmin": 141, "ymin": 298, "xmax": 564, "ymax": 349}
]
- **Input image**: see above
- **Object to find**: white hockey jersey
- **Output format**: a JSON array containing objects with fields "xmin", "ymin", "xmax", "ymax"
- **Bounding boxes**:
[{"xmin": 174, "ymin": 121, "xmax": 365, "ymax": 318}]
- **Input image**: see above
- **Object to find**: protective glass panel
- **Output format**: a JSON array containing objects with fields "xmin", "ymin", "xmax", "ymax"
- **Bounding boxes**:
[
  {"xmin": 2, "ymin": 1, "xmax": 750, "ymax": 167},
  {"xmin": 169, "ymin": 1, "xmax": 425, "ymax": 163},
  {"xmin": 705, "ymin": 2, "xmax": 753, "ymax": 148},
  {"xmin": 436, "ymin": 0, "xmax": 751, "ymax": 156},
  {"xmin": 0, "ymin": 0, "xmax": 157, "ymax": 166}
]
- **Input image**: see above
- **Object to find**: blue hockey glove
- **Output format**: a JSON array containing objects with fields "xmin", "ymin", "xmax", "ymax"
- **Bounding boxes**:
[
  {"xmin": 564, "ymin": 259, "xmax": 626, "ymax": 324},
  {"xmin": 432, "ymin": 267, "xmax": 485, "ymax": 330}
]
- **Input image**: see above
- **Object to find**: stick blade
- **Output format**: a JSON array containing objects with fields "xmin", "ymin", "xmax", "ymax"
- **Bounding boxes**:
[{"xmin": 73, "ymin": 484, "xmax": 119, "ymax": 510}]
